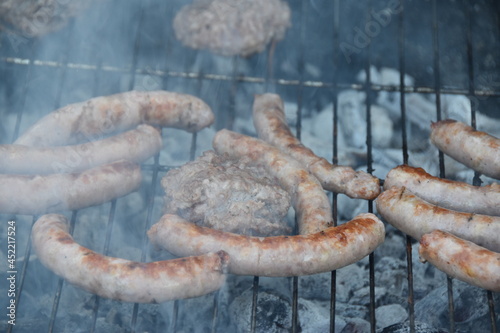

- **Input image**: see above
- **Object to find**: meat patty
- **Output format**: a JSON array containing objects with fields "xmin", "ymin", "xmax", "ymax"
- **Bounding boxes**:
[
  {"xmin": 173, "ymin": 0, "xmax": 291, "ymax": 57},
  {"xmin": 162, "ymin": 150, "xmax": 292, "ymax": 236},
  {"xmin": 0, "ymin": 0, "xmax": 92, "ymax": 37}
]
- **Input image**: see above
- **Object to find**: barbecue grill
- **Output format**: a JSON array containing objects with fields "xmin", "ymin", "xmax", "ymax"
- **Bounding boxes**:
[{"xmin": 1, "ymin": 0, "xmax": 499, "ymax": 332}]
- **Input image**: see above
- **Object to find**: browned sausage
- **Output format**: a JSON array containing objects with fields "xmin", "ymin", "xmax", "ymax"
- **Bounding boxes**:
[
  {"xmin": 384, "ymin": 164, "xmax": 500, "ymax": 216},
  {"xmin": 32, "ymin": 214, "xmax": 229, "ymax": 303},
  {"xmin": 0, "ymin": 160, "xmax": 142, "ymax": 215},
  {"xmin": 148, "ymin": 213, "xmax": 385, "ymax": 277},
  {"xmin": 15, "ymin": 90, "xmax": 214, "ymax": 147},
  {"xmin": 430, "ymin": 119, "xmax": 500, "ymax": 180},
  {"xmin": 376, "ymin": 186, "xmax": 500, "ymax": 252},
  {"xmin": 0, "ymin": 125, "xmax": 162, "ymax": 174},
  {"xmin": 212, "ymin": 129, "xmax": 333, "ymax": 235},
  {"xmin": 252, "ymin": 93, "xmax": 381, "ymax": 200},
  {"xmin": 419, "ymin": 230, "xmax": 500, "ymax": 292}
]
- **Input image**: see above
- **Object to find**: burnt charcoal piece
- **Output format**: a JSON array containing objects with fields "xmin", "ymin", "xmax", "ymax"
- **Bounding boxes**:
[
  {"xmin": 229, "ymin": 288, "xmax": 292, "ymax": 333},
  {"xmin": 162, "ymin": 150, "xmax": 292, "ymax": 236}
]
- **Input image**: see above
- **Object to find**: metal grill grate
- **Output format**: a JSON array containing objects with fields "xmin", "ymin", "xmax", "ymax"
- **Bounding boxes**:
[{"xmin": 1, "ymin": 0, "xmax": 499, "ymax": 332}]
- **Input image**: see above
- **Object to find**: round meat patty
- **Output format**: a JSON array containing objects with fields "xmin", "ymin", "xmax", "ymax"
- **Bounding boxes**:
[
  {"xmin": 162, "ymin": 150, "xmax": 292, "ymax": 236},
  {"xmin": 0, "ymin": 0, "xmax": 92, "ymax": 37},
  {"xmin": 173, "ymin": 0, "xmax": 291, "ymax": 57}
]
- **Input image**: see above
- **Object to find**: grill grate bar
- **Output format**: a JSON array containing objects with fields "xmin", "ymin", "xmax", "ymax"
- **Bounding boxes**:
[
  {"xmin": 397, "ymin": 1, "xmax": 416, "ymax": 333},
  {"xmin": 250, "ymin": 276, "xmax": 259, "ymax": 333},
  {"xmin": 293, "ymin": 2, "xmax": 308, "ymax": 331},
  {"xmin": 432, "ymin": 4, "xmax": 456, "ymax": 331},
  {"xmin": 3, "ymin": 55, "xmax": 500, "ymax": 97},
  {"xmin": 89, "ymin": 200, "xmax": 118, "ymax": 333},
  {"xmin": 9, "ymin": 41, "xmax": 35, "ymax": 144},
  {"xmin": 488, "ymin": 292, "xmax": 498, "ymax": 333},
  {"xmin": 330, "ymin": 1, "xmax": 341, "ymax": 329},
  {"xmin": 48, "ymin": 211, "xmax": 78, "ymax": 332},
  {"xmin": 465, "ymin": 2, "xmax": 498, "ymax": 332},
  {"xmin": 130, "ymin": 150, "xmax": 162, "ymax": 332}
]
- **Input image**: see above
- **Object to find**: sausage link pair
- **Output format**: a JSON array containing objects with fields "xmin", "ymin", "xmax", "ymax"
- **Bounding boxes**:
[
  {"xmin": 0, "ymin": 160, "xmax": 141, "ymax": 215},
  {"xmin": 252, "ymin": 93, "xmax": 381, "ymax": 200},
  {"xmin": 0, "ymin": 125, "xmax": 162, "ymax": 174},
  {"xmin": 213, "ymin": 129, "xmax": 332, "ymax": 235},
  {"xmin": 384, "ymin": 164, "xmax": 500, "ymax": 216},
  {"xmin": 148, "ymin": 213, "xmax": 385, "ymax": 277},
  {"xmin": 430, "ymin": 119, "xmax": 500, "ymax": 180},
  {"xmin": 419, "ymin": 230, "xmax": 500, "ymax": 292},
  {"xmin": 32, "ymin": 214, "xmax": 229, "ymax": 303},
  {"xmin": 376, "ymin": 186, "xmax": 500, "ymax": 252},
  {"xmin": 15, "ymin": 90, "xmax": 214, "ymax": 147}
]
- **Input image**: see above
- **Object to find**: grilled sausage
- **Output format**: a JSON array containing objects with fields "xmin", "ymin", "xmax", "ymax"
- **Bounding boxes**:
[
  {"xmin": 32, "ymin": 214, "xmax": 229, "ymax": 303},
  {"xmin": 419, "ymin": 230, "xmax": 500, "ymax": 292},
  {"xmin": 252, "ymin": 93, "xmax": 380, "ymax": 200},
  {"xmin": 430, "ymin": 119, "xmax": 500, "ymax": 180},
  {"xmin": 212, "ymin": 129, "xmax": 333, "ymax": 235},
  {"xmin": 148, "ymin": 213, "xmax": 385, "ymax": 277},
  {"xmin": 15, "ymin": 90, "xmax": 214, "ymax": 147},
  {"xmin": 0, "ymin": 160, "xmax": 142, "ymax": 215},
  {"xmin": 376, "ymin": 186, "xmax": 500, "ymax": 252},
  {"xmin": 384, "ymin": 165, "xmax": 500, "ymax": 216},
  {"xmin": 0, "ymin": 124, "xmax": 162, "ymax": 174}
]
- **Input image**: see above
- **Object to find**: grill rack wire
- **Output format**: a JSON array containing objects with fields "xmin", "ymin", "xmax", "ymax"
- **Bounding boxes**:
[{"xmin": 0, "ymin": 0, "xmax": 499, "ymax": 332}]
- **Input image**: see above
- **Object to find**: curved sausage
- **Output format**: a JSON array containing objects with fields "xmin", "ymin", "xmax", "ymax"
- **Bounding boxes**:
[
  {"xmin": 32, "ymin": 214, "xmax": 229, "ymax": 303},
  {"xmin": 384, "ymin": 164, "xmax": 500, "ymax": 216},
  {"xmin": 252, "ymin": 93, "xmax": 381, "ymax": 200},
  {"xmin": 376, "ymin": 186, "xmax": 500, "ymax": 252},
  {"xmin": 430, "ymin": 119, "xmax": 500, "ymax": 180},
  {"xmin": 212, "ymin": 129, "xmax": 333, "ymax": 235},
  {"xmin": 0, "ymin": 160, "xmax": 142, "ymax": 215},
  {"xmin": 419, "ymin": 230, "xmax": 500, "ymax": 292},
  {"xmin": 148, "ymin": 213, "xmax": 385, "ymax": 277},
  {"xmin": 15, "ymin": 90, "xmax": 214, "ymax": 147},
  {"xmin": 0, "ymin": 124, "xmax": 162, "ymax": 174}
]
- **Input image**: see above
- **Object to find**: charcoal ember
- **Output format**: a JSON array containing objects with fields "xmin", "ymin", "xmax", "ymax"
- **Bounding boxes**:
[
  {"xmin": 229, "ymin": 288, "xmax": 292, "ymax": 333},
  {"xmin": 375, "ymin": 304, "xmax": 408, "ymax": 330},
  {"xmin": 375, "ymin": 236, "xmax": 444, "ymax": 303},
  {"xmin": 349, "ymin": 286, "xmax": 387, "ymax": 307},
  {"xmin": 173, "ymin": 0, "xmax": 291, "ymax": 57},
  {"xmin": 415, "ymin": 280, "xmax": 500, "ymax": 332},
  {"xmin": 297, "ymin": 263, "xmax": 368, "ymax": 302},
  {"xmin": 0, "ymin": 0, "xmax": 92, "ymax": 37},
  {"xmin": 297, "ymin": 298, "xmax": 330, "ymax": 332},
  {"xmin": 337, "ymin": 303, "xmax": 369, "ymax": 321},
  {"xmin": 340, "ymin": 317, "xmax": 370, "ymax": 333},
  {"xmin": 337, "ymin": 90, "xmax": 394, "ymax": 150},
  {"xmin": 162, "ymin": 150, "xmax": 292, "ymax": 236},
  {"xmin": 376, "ymin": 321, "xmax": 450, "ymax": 333}
]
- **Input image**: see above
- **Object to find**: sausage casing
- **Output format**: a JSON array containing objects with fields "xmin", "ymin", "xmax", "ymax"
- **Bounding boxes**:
[
  {"xmin": 212, "ymin": 129, "xmax": 332, "ymax": 235},
  {"xmin": 0, "ymin": 124, "xmax": 162, "ymax": 174},
  {"xmin": 0, "ymin": 160, "xmax": 142, "ymax": 215},
  {"xmin": 430, "ymin": 119, "xmax": 500, "ymax": 180},
  {"xmin": 384, "ymin": 164, "xmax": 500, "ymax": 216},
  {"xmin": 376, "ymin": 186, "xmax": 500, "ymax": 252},
  {"xmin": 32, "ymin": 214, "xmax": 229, "ymax": 303},
  {"xmin": 15, "ymin": 90, "xmax": 214, "ymax": 147},
  {"xmin": 252, "ymin": 93, "xmax": 380, "ymax": 199},
  {"xmin": 148, "ymin": 213, "xmax": 385, "ymax": 277},
  {"xmin": 419, "ymin": 230, "xmax": 500, "ymax": 292}
]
